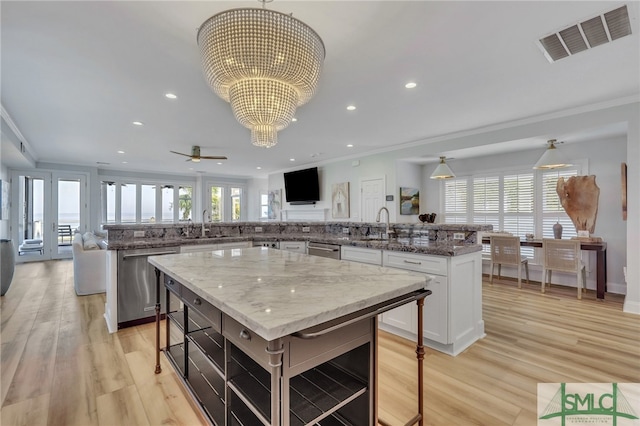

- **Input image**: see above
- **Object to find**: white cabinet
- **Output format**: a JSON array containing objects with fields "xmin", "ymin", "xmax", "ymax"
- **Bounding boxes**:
[
  {"xmin": 279, "ymin": 241, "xmax": 306, "ymax": 254},
  {"xmin": 381, "ymin": 250, "xmax": 484, "ymax": 356},
  {"xmin": 217, "ymin": 241, "xmax": 252, "ymax": 249},
  {"xmin": 382, "ymin": 251, "xmax": 448, "ymax": 343},
  {"xmin": 340, "ymin": 245, "xmax": 484, "ymax": 356},
  {"xmin": 341, "ymin": 246, "xmax": 383, "ymax": 265}
]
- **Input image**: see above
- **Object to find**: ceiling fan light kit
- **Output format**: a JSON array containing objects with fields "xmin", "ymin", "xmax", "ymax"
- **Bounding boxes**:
[
  {"xmin": 170, "ymin": 145, "xmax": 227, "ymax": 162},
  {"xmin": 197, "ymin": 1, "xmax": 325, "ymax": 148}
]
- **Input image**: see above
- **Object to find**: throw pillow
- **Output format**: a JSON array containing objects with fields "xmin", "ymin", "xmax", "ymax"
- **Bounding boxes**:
[{"xmin": 82, "ymin": 232, "xmax": 99, "ymax": 251}]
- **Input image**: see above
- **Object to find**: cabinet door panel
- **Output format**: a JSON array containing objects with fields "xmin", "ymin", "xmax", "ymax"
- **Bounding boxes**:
[
  {"xmin": 423, "ymin": 275, "xmax": 448, "ymax": 344},
  {"xmin": 341, "ymin": 246, "xmax": 382, "ymax": 265},
  {"xmin": 381, "ymin": 304, "xmax": 416, "ymax": 334}
]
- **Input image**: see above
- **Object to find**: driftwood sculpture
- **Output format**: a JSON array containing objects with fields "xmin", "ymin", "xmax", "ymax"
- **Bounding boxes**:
[{"xmin": 556, "ymin": 175, "xmax": 600, "ymax": 234}]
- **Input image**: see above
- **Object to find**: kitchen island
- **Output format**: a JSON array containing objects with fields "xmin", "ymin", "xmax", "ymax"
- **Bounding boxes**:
[{"xmin": 149, "ymin": 246, "xmax": 431, "ymax": 426}]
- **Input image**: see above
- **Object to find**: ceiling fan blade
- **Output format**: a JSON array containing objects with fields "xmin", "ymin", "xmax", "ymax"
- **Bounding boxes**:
[
  {"xmin": 200, "ymin": 155, "xmax": 228, "ymax": 160},
  {"xmin": 170, "ymin": 150, "xmax": 192, "ymax": 158}
]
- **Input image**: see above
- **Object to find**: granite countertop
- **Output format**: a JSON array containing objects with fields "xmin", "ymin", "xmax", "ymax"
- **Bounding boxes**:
[
  {"xmin": 148, "ymin": 247, "xmax": 429, "ymax": 341},
  {"xmin": 107, "ymin": 233, "xmax": 482, "ymax": 256}
]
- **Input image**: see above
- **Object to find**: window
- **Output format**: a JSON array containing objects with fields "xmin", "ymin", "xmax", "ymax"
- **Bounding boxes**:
[
  {"xmin": 230, "ymin": 187, "xmax": 242, "ymax": 222},
  {"xmin": 443, "ymin": 178, "xmax": 468, "ymax": 224},
  {"xmin": 178, "ymin": 186, "xmax": 192, "ymax": 221},
  {"xmin": 442, "ymin": 164, "xmax": 581, "ymax": 263},
  {"xmin": 210, "ymin": 186, "xmax": 224, "ymax": 222},
  {"xmin": 541, "ymin": 169, "xmax": 578, "ymax": 239},
  {"xmin": 260, "ymin": 192, "xmax": 269, "ymax": 219},
  {"xmin": 206, "ymin": 182, "xmax": 246, "ymax": 222},
  {"xmin": 101, "ymin": 179, "xmax": 194, "ymax": 224},
  {"xmin": 161, "ymin": 185, "xmax": 174, "ymax": 222}
]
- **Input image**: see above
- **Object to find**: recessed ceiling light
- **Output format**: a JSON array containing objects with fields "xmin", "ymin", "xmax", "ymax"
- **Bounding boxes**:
[
  {"xmin": 291, "ymin": 117, "xmax": 297, "ymax": 122},
  {"xmin": 256, "ymin": 166, "xmax": 262, "ymax": 170},
  {"xmin": 122, "ymin": 161, "xmax": 128, "ymax": 164},
  {"xmin": 289, "ymin": 158, "xmax": 295, "ymax": 162},
  {"xmin": 117, "ymin": 150, "xmax": 125, "ymax": 154},
  {"xmin": 347, "ymin": 144, "xmax": 354, "ymax": 148},
  {"xmin": 405, "ymin": 82, "xmax": 417, "ymax": 89},
  {"xmin": 165, "ymin": 93, "xmax": 177, "ymax": 99},
  {"xmin": 217, "ymin": 162, "xmax": 223, "ymax": 165},
  {"xmin": 346, "ymin": 105, "xmax": 356, "ymax": 111},
  {"xmin": 132, "ymin": 121, "xmax": 144, "ymax": 126}
]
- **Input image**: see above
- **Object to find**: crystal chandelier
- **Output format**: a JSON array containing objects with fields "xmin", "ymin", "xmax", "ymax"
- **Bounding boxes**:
[{"xmin": 197, "ymin": 2, "xmax": 325, "ymax": 148}]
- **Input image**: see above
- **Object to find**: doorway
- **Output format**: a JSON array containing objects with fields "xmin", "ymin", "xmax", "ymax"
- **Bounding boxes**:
[
  {"xmin": 11, "ymin": 170, "xmax": 88, "ymax": 262},
  {"xmin": 360, "ymin": 176, "xmax": 386, "ymax": 222}
]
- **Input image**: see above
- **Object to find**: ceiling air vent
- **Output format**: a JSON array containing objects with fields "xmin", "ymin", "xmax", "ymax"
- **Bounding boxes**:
[{"xmin": 538, "ymin": 5, "xmax": 632, "ymax": 63}]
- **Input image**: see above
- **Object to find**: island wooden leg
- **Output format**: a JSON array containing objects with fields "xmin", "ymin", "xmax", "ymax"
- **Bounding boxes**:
[
  {"xmin": 416, "ymin": 297, "xmax": 425, "ymax": 426},
  {"xmin": 154, "ymin": 268, "xmax": 162, "ymax": 374}
]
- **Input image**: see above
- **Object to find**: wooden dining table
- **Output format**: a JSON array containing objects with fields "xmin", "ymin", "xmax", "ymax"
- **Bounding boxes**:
[{"xmin": 482, "ymin": 237, "xmax": 607, "ymax": 300}]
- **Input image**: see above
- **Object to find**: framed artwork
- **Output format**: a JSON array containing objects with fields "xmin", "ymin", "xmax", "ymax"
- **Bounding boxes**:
[
  {"xmin": 0, "ymin": 180, "xmax": 8, "ymax": 220},
  {"xmin": 331, "ymin": 182, "xmax": 350, "ymax": 219},
  {"xmin": 400, "ymin": 187, "xmax": 420, "ymax": 215},
  {"xmin": 268, "ymin": 189, "xmax": 281, "ymax": 220}
]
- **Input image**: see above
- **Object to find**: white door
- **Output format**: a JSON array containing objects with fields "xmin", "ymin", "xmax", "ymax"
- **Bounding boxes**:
[
  {"xmin": 11, "ymin": 170, "xmax": 88, "ymax": 262},
  {"xmin": 51, "ymin": 172, "xmax": 88, "ymax": 259},
  {"xmin": 360, "ymin": 177, "xmax": 386, "ymax": 222}
]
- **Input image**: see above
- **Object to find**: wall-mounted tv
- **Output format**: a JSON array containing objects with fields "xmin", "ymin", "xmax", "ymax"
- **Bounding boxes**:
[{"xmin": 284, "ymin": 167, "xmax": 320, "ymax": 204}]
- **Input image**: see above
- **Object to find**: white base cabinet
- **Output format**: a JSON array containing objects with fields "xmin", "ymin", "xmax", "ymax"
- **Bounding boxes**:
[
  {"xmin": 279, "ymin": 241, "xmax": 306, "ymax": 254},
  {"xmin": 342, "ymin": 245, "xmax": 484, "ymax": 356},
  {"xmin": 180, "ymin": 241, "xmax": 252, "ymax": 253}
]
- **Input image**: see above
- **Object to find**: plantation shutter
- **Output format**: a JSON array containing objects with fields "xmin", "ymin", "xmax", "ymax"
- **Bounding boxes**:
[
  {"xmin": 541, "ymin": 169, "xmax": 578, "ymax": 239},
  {"xmin": 444, "ymin": 178, "xmax": 468, "ymax": 224}
]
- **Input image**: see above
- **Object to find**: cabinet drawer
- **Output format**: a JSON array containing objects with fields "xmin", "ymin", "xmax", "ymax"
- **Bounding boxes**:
[
  {"xmin": 223, "ymin": 315, "xmax": 269, "ymax": 366},
  {"xmin": 280, "ymin": 241, "xmax": 306, "ymax": 253},
  {"xmin": 182, "ymin": 286, "xmax": 222, "ymax": 332},
  {"xmin": 180, "ymin": 244, "xmax": 218, "ymax": 253},
  {"xmin": 289, "ymin": 317, "xmax": 372, "ymax": 369},
  {"xmin": 164, "ymin": 274, "xmax": 181, "ymax": 296},
  {"xmin": 383, "ymin": 251, "xmax": 447, "ymax": 275},
  {"xmin": 341, "ymin": 246, "xmax": 382, "ymax": 265}
]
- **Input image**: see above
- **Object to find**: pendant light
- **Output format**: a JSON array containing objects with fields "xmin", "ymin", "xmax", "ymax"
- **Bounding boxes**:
[
  {"xmin": 533, "ymin": 139, "xmax": 572, "ymax": 169},
  {"xmin": 430, "ymin": 156, "xmax": 456, "ymax": 179}
]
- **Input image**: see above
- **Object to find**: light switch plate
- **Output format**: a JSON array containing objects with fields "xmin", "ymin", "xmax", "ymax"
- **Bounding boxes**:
[
  {"xmin": 302, "ymin": 227, "xmax": 310, "ymax": 233},
  {"xmin": 255, "ymin": 226, "xmax": 263, "ymax": 233},
  {"xmin": 453, "ymin": 232, "xmax": 465, "ymax": 240},
  {"xmin": 134, "ymin": 230, "xmax": 145, "ymax": 238}
]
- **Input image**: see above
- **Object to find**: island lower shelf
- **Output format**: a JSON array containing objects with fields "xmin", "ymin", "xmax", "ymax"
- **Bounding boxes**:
[{"xmin": 158, "ymin": 271, "xmax": 429, "ymax": 426}]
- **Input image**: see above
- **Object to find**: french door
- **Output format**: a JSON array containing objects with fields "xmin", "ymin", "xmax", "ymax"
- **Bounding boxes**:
[{"xmin": 11, "ymin": 170, "xmax": 88, "ymax": 262}]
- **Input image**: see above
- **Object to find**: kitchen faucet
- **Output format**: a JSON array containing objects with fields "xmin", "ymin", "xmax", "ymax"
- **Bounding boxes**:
[{"xmin": 376, "ymin": 207, "xmax": 395, "ymax": 239}]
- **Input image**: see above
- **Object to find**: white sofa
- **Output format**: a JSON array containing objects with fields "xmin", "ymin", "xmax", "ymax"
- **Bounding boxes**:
[{"xmin": 72, "ymin": 232, "xmax": 107, "ymax": 295}]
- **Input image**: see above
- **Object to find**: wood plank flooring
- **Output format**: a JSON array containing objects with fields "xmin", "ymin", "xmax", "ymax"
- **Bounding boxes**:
[{"xmin": 1, "ymin": 260, "xmax": 639, "ymax": 425}]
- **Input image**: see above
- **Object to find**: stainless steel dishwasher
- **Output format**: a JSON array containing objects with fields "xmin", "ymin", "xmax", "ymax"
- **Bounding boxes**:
[
  {"xmin": 117, "ymin": 246, "xmax": 179, "ymax": 328},
  {"xmin": 307, "ymin": 242, "xmax": 341, "ymax": 259}
]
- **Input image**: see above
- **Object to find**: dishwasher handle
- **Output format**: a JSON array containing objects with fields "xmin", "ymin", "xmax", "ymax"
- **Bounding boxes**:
[
  {"xmin": 122, "ymin": 250, "xmax": 178, "ymax": 259},
  {"xmin": 308, "ymin": 246, "xmax": 339, "ymax": 252}
]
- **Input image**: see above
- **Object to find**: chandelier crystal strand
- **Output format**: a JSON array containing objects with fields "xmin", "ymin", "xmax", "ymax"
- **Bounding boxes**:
[{"xmin": 198, "ymin": 7, "xmax": 325, "ymax": 148}]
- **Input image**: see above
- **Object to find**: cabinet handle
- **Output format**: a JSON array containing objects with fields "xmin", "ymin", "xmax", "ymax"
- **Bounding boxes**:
[
  {"xmin": 403, "ymin": 260, "xmax": 422, "ymax": 265},
  {"xmin": 193, "ymin": 298, "xmax": 201, "ymax": 306},
  {"xmin": 239, "ymin": 329, "xmax": 251, "ymax": 341},
  {"xmin": 167, "ymin": 279, "xmax": 174, "ymax": 286}
]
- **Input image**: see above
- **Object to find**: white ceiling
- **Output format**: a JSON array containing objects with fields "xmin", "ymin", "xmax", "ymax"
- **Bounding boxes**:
[{"xmin": 1, "ymin": 1, "xmax": 638, "ymax": 178}]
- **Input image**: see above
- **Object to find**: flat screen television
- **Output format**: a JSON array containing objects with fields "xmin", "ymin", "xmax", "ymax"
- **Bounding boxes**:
[{"xmin": 284, "ymin": 167, "xmax": 320, "ymax": 204}]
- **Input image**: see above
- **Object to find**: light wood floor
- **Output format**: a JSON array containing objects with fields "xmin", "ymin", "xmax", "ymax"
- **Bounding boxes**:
[{"xmin": 1, "ymin": 260, "xmax": 639, "ymax": 425}]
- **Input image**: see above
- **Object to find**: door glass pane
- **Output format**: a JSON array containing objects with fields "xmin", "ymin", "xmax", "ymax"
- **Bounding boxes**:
[
  {"xmin": 231, "ymin": 187, "xmax": 241, "ymax": 221},
  {"xmin": 57, "ymin": 179, "xmax": 80, "ymax": 254},
  {"xmin": 210, "ymin": 186, "xmax": 223, "ymax": 222},
  {"xmin": 260, "ymin": 193, "xmax": 268, "ymax": 219},
  {"xmin": 18, "ymin": 176, "xmax": 45, "ymax": 257},
  {"xmin": 161, "ymin": 185, "xmax": 174, "ymax": 222},
  {"xmin": 179, "ymin": 186, "xmax": 192, "ymax": 221},
  {"xmin": 121, "ymin": 184, "xmax": 137, "ymax": 223}
]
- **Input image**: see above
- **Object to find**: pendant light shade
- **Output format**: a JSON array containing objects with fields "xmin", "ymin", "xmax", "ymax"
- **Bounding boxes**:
[
  {"xmin": 533, "ymin": 139, "xmax": 572, "ymax": 169},
  {"xmin": 197, "ymin": 5, "xmax": 325, "ymax": 148},
  {"xmin": 430, "ymin": 156, "xmax": 456, "ymax": 179}
]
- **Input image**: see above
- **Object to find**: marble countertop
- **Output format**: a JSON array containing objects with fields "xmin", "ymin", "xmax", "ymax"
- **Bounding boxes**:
[
  {"xmin": 149, "ymin": 247, "xmax": 428, "ymax": 341},
  {"xmin": 107, "ymin": 233, "xmax": 482, "ymax": 256}
]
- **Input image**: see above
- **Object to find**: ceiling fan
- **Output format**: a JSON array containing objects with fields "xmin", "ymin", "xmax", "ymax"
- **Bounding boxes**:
[{"xmin": 170, "ymin": 145, "xmax": 227, "ymax": 162}]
